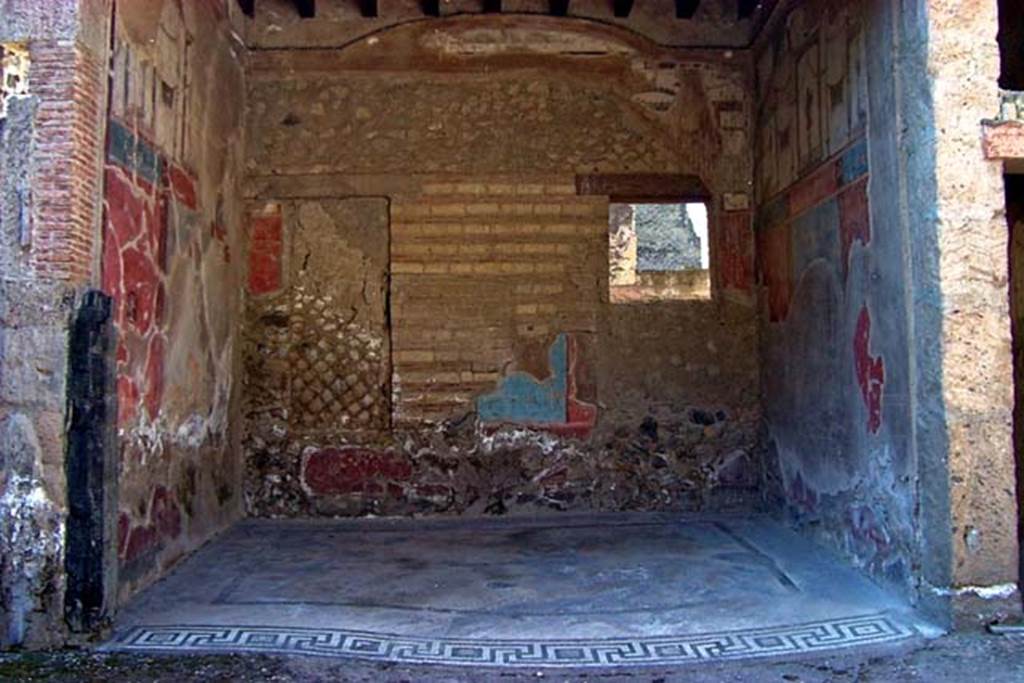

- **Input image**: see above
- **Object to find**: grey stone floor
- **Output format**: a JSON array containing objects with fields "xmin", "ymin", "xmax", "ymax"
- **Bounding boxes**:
[{"xmin": 107, "ymin": 513, "xmax": 939, "ymax": 668}]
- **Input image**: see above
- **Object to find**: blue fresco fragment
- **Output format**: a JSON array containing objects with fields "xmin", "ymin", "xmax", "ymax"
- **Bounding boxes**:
[
  {"xmin": 106, "ymin": 119, "xmax": 134, "ymax": 170},
  {"xmin": 477, "ymin": 334, "xmax": 568, "ymax": 424},
  {"xmin": 106, "ymin": 118, "xmax": 163, "ymax": 185},
  {"xmin": 135, "ymin": 136, "xmax": 162, "ymax": 184},
  {"xmin": 790, "ymin": 197, "xmax": 841, "ymax": 279},
  {"xmin": 840, "ymin": 139, "xmax": 869, "ymax": 185}
]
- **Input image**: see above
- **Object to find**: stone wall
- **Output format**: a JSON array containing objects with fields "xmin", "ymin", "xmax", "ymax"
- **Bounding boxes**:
[
  {"xmin": 926, "ymin": 0, "xmax": 1020, "ymax": 625},
  {"xmin": 241, "ymin": 16, "xmax": 760, "ymax": 518},
  {"xmin": 98, "ymin": 0, "xmax": 247, "ymax": 602},
  {"xmin": 0, "ymin": 0, "xmax": 110, "ymax": 649},
  {"xmin": 635, "ymin": 204, "xmax": 702, "ymax": 271}
]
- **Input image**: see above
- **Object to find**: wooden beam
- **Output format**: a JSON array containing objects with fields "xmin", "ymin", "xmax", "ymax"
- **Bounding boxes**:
[
  {"xmin": 237, "ymin": 0, "xmax": 255, "ymax": 18},
  {"xmin": 575, "ymin": 173, "xmax": 711, "ymax": 202},
  {"xmin": 675, "ymin": 0, "xmax": 699, "ymax": 19},
  {"xmin": 359, "ymin": 0, "xmax": 378, "ymax": 17},
  {"xmin": 738, "ymin": 0, "xmax": 759, "ymax": 19},
  {"xmin": 613, "ymin": 0, "xmax": 634, "ymax": 18},
  {"xmin": 550, "ymin": 0, "xmax": 570, "ymax": 17},
  {"xmin": 294, "ymin": 0, "xmax": 315, "ymax": 17},
  {"xmin": 483, "ymin": 0, "xmax": 502, "ymax": 12}
]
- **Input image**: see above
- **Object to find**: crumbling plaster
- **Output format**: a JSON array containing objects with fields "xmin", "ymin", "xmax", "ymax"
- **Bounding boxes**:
[
  {"xmin": 99, "ymin": 0, "xmax": 248, "ymax": 603},
  {"xmin": 241, "ymin": 15, "xmax": 761, "ymax": 518},
  {"xmin": 754, "ymin": 0, "xmax": 1021, "ymax": 627},
  {"xmin": 1, "ymin": 0, "xmax": 1021, "ymax": 650}
]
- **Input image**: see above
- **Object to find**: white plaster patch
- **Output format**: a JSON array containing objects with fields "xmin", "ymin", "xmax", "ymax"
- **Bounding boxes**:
[
  {"xmin": 932, "ymin": 583, "xmax": 1020, "ymax": 600},
  {"xmin": 478, "ymin": 426, "xmax": 568, "ymax": 457},
  {"xmin": 0, "ymin": 471, "xmax": 64, "ymax": 647}
]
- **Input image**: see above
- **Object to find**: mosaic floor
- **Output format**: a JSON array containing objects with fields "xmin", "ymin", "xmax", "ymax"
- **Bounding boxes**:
[{"xmin": 107, "ymin": 513, "xmax": 937, "ymax": 668}]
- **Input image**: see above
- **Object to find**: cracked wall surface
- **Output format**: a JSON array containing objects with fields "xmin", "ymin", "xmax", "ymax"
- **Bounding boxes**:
[
  {"xmin": 755, "ymin": 0, "xmax": 1021, "ymax": 626},
  {"xmin": 926, "ymin": 0, "xmax": 1020, "ymax": 625},
  {"xmin": 98, "ymin": 0, "xmax": 247, "ymax": 603},
  {"xmin": 242, "ymin": 16, "xmax": 761, "ymax": 518},
  {"xmin": 754, "ymin": 0, "xmax": 920, "ymax": 608}
]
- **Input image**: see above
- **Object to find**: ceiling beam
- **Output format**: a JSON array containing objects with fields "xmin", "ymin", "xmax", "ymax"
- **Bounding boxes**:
[
  {"xmin": 613, "ymin": 0, "xmax": 634, "ymax": 18},
  {"xmin": 359, "ymin": 0, "xmax": 378, "ymax": 18},
  {"xmin": 238, "ymin": 0, "xmax": 255, "ymax": 18},
  {"xmin": 738, "ymin": 0, "xmax": 759, "ymax": 19},
  {"xmin": 483, "ymin": 0, "xmax": 502, "ymax": 12},
  {"xmin": 294, "ymin": 0, "xmax": 315, "ymax": 17},
  {"xmin": 550, "ymin": 0, "xmax": 570, "ymax": 17},
  {"xmin": 675, "ymin": 0, "xmax": 699, "ymax": 19}
]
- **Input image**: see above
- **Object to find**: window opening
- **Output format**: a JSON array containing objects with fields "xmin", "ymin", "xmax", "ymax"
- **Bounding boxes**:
[{"xmin": 609, "ymin": 202, "xmax": 710, "ymax": 302}]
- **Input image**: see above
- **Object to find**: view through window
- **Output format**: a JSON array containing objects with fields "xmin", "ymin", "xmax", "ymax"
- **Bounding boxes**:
[{"xmin": 609, "ymin": 202, "xmax": 710, "ymax": 302}]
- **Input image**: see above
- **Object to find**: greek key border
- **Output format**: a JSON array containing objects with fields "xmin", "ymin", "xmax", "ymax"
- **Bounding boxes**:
[{"xmin": 109, "ymin": 613, "xmax": 916, "ymax": 667}]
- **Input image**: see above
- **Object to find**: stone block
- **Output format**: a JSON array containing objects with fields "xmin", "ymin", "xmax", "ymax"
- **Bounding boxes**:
[{"xmin": 0, "ymin": 325, "xmax": 68, "ymax": 408}]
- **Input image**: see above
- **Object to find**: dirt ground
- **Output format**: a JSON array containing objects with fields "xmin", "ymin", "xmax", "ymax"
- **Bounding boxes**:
[{"xmin": 1, "ymin": 633, "xmax": 1022, "ymax": 682}]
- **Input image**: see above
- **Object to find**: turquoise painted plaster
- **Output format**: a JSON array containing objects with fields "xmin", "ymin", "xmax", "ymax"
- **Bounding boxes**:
[{"xmin": 477, "ymin": 334, "xmax": 568, "ymax": 424}]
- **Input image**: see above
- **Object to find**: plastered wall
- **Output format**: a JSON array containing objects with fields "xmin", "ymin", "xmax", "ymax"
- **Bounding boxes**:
[
  {"xmin": 754, "ymin": 0, "xmax": 919, "ymax": 601},
  {"xmin": 755, "ymin": 0, "xmax": 1022, "ymax": 625},
  {"xmin": 241, "ymin": 16, "xmax": 760, "ymax": 518},
  {"xmin": 98, "ymin": 0, "xmax": 247, "ymax": 601}
]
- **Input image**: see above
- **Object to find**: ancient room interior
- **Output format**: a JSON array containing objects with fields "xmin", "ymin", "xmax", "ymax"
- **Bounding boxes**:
[{"xmin": 2, "ymin": 0, "xmax": 1023, "ymax": 669}]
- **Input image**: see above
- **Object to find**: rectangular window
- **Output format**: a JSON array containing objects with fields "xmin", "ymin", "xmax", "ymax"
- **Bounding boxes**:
[{"xmin": 609, "ymin": 202, "xmax": 710, "ymax": 302}]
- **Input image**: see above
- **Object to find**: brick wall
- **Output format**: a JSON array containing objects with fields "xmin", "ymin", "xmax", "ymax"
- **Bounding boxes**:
[
  {"xmin": 0, "ymin": 1, "xmax": 110, "ymax": 649},
  {"xmin": 27, "ymin": 41, "xmax": 104, "ymax": 282},
  {"xmin": 391, "ymin": 180, "xmax": 604, "ymax": 425}
]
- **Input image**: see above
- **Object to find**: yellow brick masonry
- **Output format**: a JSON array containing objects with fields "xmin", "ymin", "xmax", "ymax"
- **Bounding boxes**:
[{"xmin": 390, "ymin": 181, "xmax": 607, "ymax": 422}]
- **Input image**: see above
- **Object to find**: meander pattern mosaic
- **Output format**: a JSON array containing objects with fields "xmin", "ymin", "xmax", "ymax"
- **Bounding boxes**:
[{"xmin": 110, "ymin": 613, "xmax": 917, "ymax": 667}]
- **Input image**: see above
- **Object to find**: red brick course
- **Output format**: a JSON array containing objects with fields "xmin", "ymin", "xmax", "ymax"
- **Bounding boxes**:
[{"xmin": 27, "ymin": 41, "xmax": 105, "ymax": 283}]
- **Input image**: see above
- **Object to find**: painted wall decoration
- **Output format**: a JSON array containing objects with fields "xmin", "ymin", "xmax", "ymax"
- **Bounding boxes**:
[
  {"xmin": 103, "ymin": 120, "xmax": 174, "ymax": 428},
  {"xmin": 101, "ymin": 114, "xmax": 237, "ymax": 589},
  {"xmin": 754, "ymin": 0, "xmax": 918, "ymax": 604},
  {"xmin": 853, "ymin": 304, "xmax": 885, "ymax": 435},
  {"xmin": 478, "ymin": 333, "xmax": 597, "ymax": 439},
  {"xmin": 717, "ymin": 210, "xmax": 754, "ymax": 293},
  {"xmin": 757, "ymin": 137, "xmax": 869, "ymax": 323},
  {"xmin": 247, "ymin": 205, "xmax": 283, "ymax": 296}
]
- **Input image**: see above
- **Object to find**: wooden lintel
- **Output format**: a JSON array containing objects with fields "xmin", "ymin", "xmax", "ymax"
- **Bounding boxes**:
[{"xmin": 575, "ymin": 173, "xmax": 712, "ymax": 202}]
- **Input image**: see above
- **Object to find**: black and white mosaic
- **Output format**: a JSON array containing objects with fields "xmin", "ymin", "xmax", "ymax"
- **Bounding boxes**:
[{"xmin": 109, "ymin": 613, "xmax": 917, "ymax": 667}]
